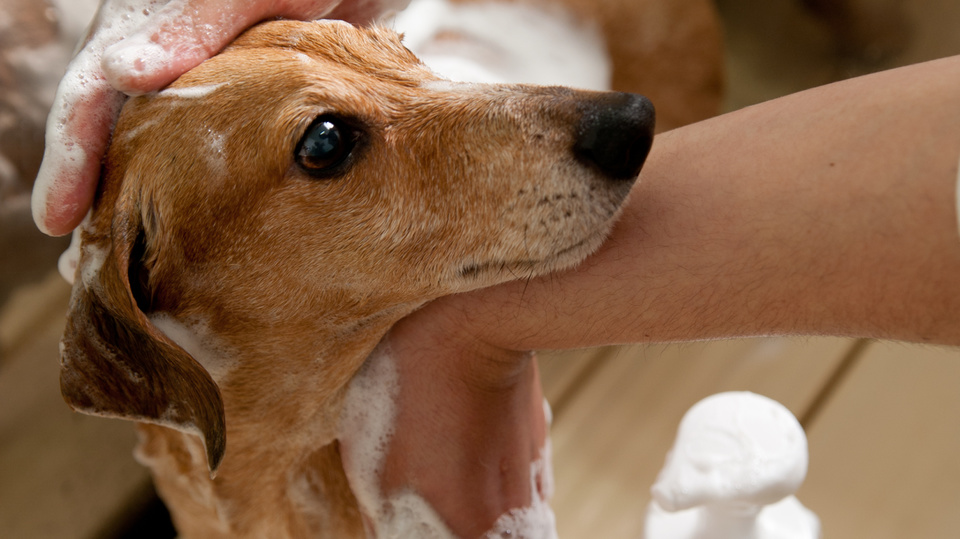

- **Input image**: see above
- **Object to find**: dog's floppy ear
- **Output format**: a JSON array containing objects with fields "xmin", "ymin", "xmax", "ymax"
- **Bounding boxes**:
[{"xmin": 60, "ymin": 195, "xmax": 226, "ymax": 474}]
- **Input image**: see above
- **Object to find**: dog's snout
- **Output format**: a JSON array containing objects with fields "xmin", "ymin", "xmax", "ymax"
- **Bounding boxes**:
[{"xmin": 574, "ymin": 93, "xmax": 656, "ymax": 181}]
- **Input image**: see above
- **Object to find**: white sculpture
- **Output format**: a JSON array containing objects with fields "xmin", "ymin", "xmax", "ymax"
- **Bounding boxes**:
[{"xmin": 644, "ymin": 392, "xmax": 821, "ymax": 539}]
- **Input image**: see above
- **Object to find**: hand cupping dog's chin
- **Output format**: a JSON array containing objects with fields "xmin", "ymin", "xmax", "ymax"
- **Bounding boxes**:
[{"xmin": 340, "ymin": 327, "xmax": 557, "ymax": 539}]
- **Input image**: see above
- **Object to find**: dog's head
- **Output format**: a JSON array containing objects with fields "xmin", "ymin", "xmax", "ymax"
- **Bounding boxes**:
[{"xmin": 59, "ymin": 20, "xmax": 654, "ymax": 473}]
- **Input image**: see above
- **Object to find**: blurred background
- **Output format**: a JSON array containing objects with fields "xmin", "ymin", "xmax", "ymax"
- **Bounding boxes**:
[{"xmin": 2, "ymin": 0, "xmax": 960, "ymax": 537}]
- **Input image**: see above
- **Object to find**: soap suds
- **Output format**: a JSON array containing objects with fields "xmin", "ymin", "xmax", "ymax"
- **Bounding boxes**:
[
  {"xmin": 58, "ymin": 227, "xmax": 84, "ymax": 283},
  {"xmin": 149, "ymin": 313, "xmax": 238, "ymax": 384},
  {"xmin": 157, "ymin": 82, "xmax": 226, "ymax": 100},
  {"xmin": 337, "ymin": 343, "xmax": 448, "ymax": 537},
  {"xmin": 420, "ymin": 78, "xmax": 476, "ymax": 93},
  {"xmin": 115, "ymin": 117, "xmax": 158, "ymax": 143},
  {"xmin": 371, "ymin": 490, "xmax": 455, "ymax": 539},
  {"xmin": 78, "ymin": 240, "xmax": 108, "ymax": 289},
  {"xmin": 483, "ymin": 441, "xmax": 557, "ymax": 539},
  {"xmin": 205, "ymin": 128, "xmax": 227, "ymax": 174},
  {"xmin": 340, "ymin": 345, "xmax": 559, "ymax": 538}
]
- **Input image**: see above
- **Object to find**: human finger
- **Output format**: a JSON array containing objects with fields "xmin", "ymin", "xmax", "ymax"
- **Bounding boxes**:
[
  {"xmin": 102, "ymin": 0, "xmax": 345, "ymax": 95},
  {"xmin": 31, "ymin": 55, "xmax": 126, "ymax": 236}
]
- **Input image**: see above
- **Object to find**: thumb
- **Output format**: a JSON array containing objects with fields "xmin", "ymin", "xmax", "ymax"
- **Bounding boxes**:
[{"xmin": 102, "ymin": 0, "xmax": 343, "ymax": 95}]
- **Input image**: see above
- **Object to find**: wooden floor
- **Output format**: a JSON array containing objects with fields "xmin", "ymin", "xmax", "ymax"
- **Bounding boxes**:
[
  {"xmin": 5, "ymin": 277, "xmax": 960, "ymax": 538},
  {"xmin": 543, "ymin": 341, "xmax": 960, "ymax": 538},
  {"xmin": 3, "ymin": 1, "xmax": 960, "ymax": 538}
]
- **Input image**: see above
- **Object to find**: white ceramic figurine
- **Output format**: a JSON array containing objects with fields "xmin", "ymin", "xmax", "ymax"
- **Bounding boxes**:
[{"xmin": 644, "ymin": 392, "xmax": 821, "ymax": 539}]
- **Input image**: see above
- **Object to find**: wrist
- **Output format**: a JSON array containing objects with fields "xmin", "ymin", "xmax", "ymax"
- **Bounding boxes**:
[{"xmin": 378, "ymin": 321, "xmax": 547, "ymax": 537}]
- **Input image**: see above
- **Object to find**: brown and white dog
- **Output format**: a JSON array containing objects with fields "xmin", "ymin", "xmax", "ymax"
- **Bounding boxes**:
[{"xmin": 58, "ymin": 1, "xmax": 722, "ymax": 537}]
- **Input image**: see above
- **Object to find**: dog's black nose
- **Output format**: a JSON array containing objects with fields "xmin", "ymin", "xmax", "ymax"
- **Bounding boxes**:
[{"xmin": 574, "ymin": 93, "xmax": 656, "ymax": 181}]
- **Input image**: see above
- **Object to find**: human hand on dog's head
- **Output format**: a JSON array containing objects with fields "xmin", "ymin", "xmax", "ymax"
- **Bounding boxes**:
[{"xmin": 32, "ymin": 0, "xmax": 410, "ymax": 236}]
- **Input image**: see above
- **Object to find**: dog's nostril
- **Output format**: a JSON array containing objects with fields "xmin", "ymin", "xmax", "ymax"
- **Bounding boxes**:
[{"xmin": 574, "ymin": 92, "xmax": 656, "ymax": 181}]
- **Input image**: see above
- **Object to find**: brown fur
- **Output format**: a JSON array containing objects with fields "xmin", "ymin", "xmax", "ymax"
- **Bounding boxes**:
[
  {"xmin": 61, "ymin": 20, "xmax": 663, "ymax": 537},
  {"xmin": 556, "ymin": 0, "xmax": 724, "ymax": 130},
  {"xmin": 442, "ymin": 0, "xmax": 725, "ymax": 131}
]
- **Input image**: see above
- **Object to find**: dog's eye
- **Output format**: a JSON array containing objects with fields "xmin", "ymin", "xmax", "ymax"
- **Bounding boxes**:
[{"xmin": 296, "ymin": 117, "xmax": 356, "ymax": 175}]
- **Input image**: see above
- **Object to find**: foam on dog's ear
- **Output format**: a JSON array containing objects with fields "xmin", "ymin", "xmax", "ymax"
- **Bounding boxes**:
[{"xmin": 60, "ymin": 202, "xmax": 226, "ymax": 475}]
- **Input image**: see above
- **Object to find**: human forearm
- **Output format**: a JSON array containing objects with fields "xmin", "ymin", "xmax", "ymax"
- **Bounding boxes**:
[
  {"xmin": 370, "ymin": 53, "xmax": 960, "ymax": 539},
  {"xmin": 446, "ymin": 54, "xmax": 960, "ymax": 348}
]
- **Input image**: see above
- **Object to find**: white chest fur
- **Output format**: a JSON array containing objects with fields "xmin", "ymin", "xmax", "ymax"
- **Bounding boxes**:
[{"xmin": 391, "ymin": 0, "xmax": 611, "ymax": 90}]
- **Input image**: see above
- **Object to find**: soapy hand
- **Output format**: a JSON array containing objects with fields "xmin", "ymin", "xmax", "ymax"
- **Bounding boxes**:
[
  {"xmin": 32, "ymin": 0, "xmax": 410, "ymax": 236},
  {"xmin": 340, "ymin": 306, "xmax": 555, "ymax": 539}
]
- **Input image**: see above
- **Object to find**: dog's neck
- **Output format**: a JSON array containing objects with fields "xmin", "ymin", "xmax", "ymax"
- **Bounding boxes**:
[{"xmin": 139, "ymin": 301, "xmax": 419, "ymax": 538}]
